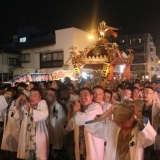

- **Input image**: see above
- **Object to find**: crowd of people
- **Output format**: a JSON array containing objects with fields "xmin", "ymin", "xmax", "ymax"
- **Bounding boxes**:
[{"xmin": 0, "ymin": 77, "xmax": 160, "ymax": 160}]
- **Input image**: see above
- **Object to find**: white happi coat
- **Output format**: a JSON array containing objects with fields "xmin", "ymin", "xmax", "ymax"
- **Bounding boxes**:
[
  {"xmin": 49, "ymin": 101, "xmax": 66, "ymax": 149},
  {"xmin": 101, "ymin": 101, "xmax": 111, "ymax": 112},
  {"xmin": 152, "ymin": 101, "xmax": 160, "ymax": 150},
  {"xmin": 1, "ymin": 100, "xmax": 21, "ymax": 152},
  {"xmin": 14, "ymin": 100, "xmax": 49, "ymax": 160},
  {"xmin": 0, "ymin": 96, "xmax": 8, "ymax": 121},
  {"xmin": 73, "ymin": 102, "xmax": 105, "ymax": 160},
  {"xmin": 85, "ymin": 119, "xmax": 156, "ymax": 160},
  {"xmin": 63, "ymin": 117, "xmax": 80, "ymax": 160}
]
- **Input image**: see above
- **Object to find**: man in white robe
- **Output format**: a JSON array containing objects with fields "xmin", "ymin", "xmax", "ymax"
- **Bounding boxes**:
[
  {"xmin": 13, "ymin": 88, "xmax": 49, "ymax": 160},
  {"xmin": 92, "ymin": 85, "xmax": 112, "ymax": 115},
  {"xmin": 45, "ymin": 88, "xmax": 66, "ymax": 159},
  {"xmin": 85, "ymin": 101, "xmax": 156, "ymax": 160},
  {"xmin": 0, "ymin": 90, "xmax": 21, "ymax": 159},
  {"xmin": 68, "ymin": 87, "xmax": 105, "ymax": 160},
  {"xmin": 141, "ymin": 86, "xmax": 160, "ymax": 159},
  {"xmin": 59, "ymin": 85, "xmax": 79, "ymax": 160}
]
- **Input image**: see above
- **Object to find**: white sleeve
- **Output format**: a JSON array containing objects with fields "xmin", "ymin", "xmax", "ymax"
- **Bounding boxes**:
[
  {"xmin": 138, "ymin": 120, "xmax": 156, "ymax": 148},
  {"xmin": 63, "ymin": 117, "xmax": 75, "ymax": 135},
  {"xmin": 85, "ymin": 120, "xmax": 117, "ymax": 141},
  {"xmin": 74, "ymin": 103, "xmax": 103, "ymax": 126},
  {"xmin": 0, "ymin": 109, "xmax": 6, "ymax": 121},
  {"xmin": 33, "ymin": 100, "xmax": 49, "ymax": 122}
]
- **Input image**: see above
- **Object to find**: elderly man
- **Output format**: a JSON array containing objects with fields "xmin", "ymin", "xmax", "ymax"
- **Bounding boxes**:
[
  {"xmin": 13, "ymin": 88, "xmax": 49, "ymax": 160},
  {"xmin": 85, "ymin": 101, "xmax": 156, "ymax": 160},
  {"xmin": 59, "ymin": 84, "xmax": 79, "ymax": 160},
  {"xmin": 45, "ymin": 88, "xmax": 66, "ymax": 159}
]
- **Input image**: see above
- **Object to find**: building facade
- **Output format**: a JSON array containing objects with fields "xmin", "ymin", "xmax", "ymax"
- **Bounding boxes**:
[
  {"xmin": 110, "ymin": 33, "xmax": 159, "ymax": 80},
  {"xmin": 5, "ymin": 27, "xmax": 96, "ymax": 79}
]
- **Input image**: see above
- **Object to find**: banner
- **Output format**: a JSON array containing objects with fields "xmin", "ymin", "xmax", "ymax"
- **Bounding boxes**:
[
  {"xmin": 52, "ymin": 70, "xmax": 75, "ymax": 80},
  {"xmin": 10, "ymin": 73, "xmax": 52, "ymax": 86}
]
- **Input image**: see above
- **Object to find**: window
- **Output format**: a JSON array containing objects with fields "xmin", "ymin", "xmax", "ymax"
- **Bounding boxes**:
[
  {"xmin": 40, "ymin": 51, "xmax": 63, "ymax": 68},
  {"xmin": 133, "ymin": 55, "xmax": 146, "ymax": 63},
  {"xmin": 129, "ymin": 38, "xmax": 144, "ymax": 44},
  {"xmin": 118, "ymin": 40, "xmax": 126, "ymax": 45},
  {"xmin": 0, "ymin": 73, "xmax": 13, "ymax": 82},
  {"xmin": 150, "ymin": 48, "xmax": 153, "ymax": 52},
  {"xmin": 8, "ymin": 58, "xmax": 17, "ymax": 66},
  {"xmin": 157, "ymin": 68, "xmax": 159, "ymax": 71},
  {"xmin": 131, "ymin": 65, "xmax": 145, "ymax": 71},
  {"xmin": 151, "ymin": 57, "xmax": 154, "ymax": 61},
  {"xmin": 151, "ymin": 67, "xmax": 154, "ymax": 71},
  {"xmin": 19, "ymin": 37, "xmax": 26, "ymax": 43},
  {"xmin": 21, "ymin": 53, "xmax": 31, "ymax": 63},
  {"xmin": 136, "ymin": 38, "xmax": 144, "ymax": 43},
  {"xmin": 132, "ymin": 39, "xmax": 136, "ymax": 43},
  {"xmin": 13, "ymin": 35, "xmax": 17, "ymax": 43},
  {"xmin": 132, "ymin": 47, "xmax": 144, "ymax": 53}
]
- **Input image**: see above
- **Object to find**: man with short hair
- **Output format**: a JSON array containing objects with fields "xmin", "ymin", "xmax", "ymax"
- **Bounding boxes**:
[
  {"xmin": 73, "ymin": 88, "xmax": 104, "ymax": 160},
  {"xmin": 85, "ymin": 101, "xmax": 156, "ymax": 160},
  {"xmin": 13, "ymin": 88, "xmax": 49, "ymax": 160},
  {"xmin": 116, "ymin": 84, "xmax": 125, "ymax": 102},
  {"xmin": 0, "ymin": 89, "xmax": 20, "ymax": 159},
  {"xmin": 141, "ymin": 86, "xmax": 160, "ymax": 159},
  {"xmin": 45, "ymin": 88, "xmax": 66, "ymax": 159},
  {"xmin": 59, "ymin": 85, "xmax": 79, "ymax": 160},
  {"xmin": 59, "ymin": 84, "xmax": 79, "ymax": 115},
  {"xmin": 104, "ymin": 89, "xmax": 112, "ymax": 103},
  {"xmin": 92, "ymin": 85, "xmax": 112, "ymax": 113},
  {"xmin": 132, "ymin": 87, "xmax": 141, "ymax": 100},
  {"xmin": 124, "ymin": 87, "xmax": 133, "ymax": 100}
]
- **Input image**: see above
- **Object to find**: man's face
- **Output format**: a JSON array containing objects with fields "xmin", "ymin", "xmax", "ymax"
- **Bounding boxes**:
[
  {"xmin": 29, "ymin": 91, "xmax": 41, "ymax": 106},
  {"xmin": 68, "ymin": 87, "xmax": 74, "ymax": 95},
  {"xmin": 104, "ymin": 92, "xmax": 111, "ymax": 103},
  {"xmin": 132, "ymin": 89, "xmax": 140, "ymax": 99},
  {"xmin": 18, "ymin": 86, "xmax": 25, "ymax": 94},
  {"xmin": 133, "ymin": 83, "xmax": 140, "ymax": 90},
  {"xmin": 26, "ymin": 83, "xmax": 34, "ymax": 91},
  {"xmin": 124, "ymin": 89, "xmax": 132, "ymax": 99},
  {"xmin": 117, "ymin": 88, "xmax": 125, "ymax": 98},
  {"xmin": 60, "ymin": 90, "xmax": 70, "ymax": 101},
  {"xmin": 93, "ymin": 88, "xmax": 104, "ymax": 104},
  {"xmin": 4, "ymin": 91, "xmax": 13, "ymax": 103},
  {"xmin": 39, "ymin": 82, "xmax": 45, "ymax": 89},
  {"xmin": 51, "ymin": 81, "xmax": 58, "ymax": 89},
  {"xmin": 79, "ymin": 90, "xmax": 93, "ymax": 107},
  {"xmin": 45, "ymin": 90, "xmax": 57, "ymax": 105},
  {"xmin": 142, "ymin": 88, "xmax": 154, "ymax": 103},
  {"xmin": 151, "ymin": 83, "xmax": 157, "ymax": 90}
]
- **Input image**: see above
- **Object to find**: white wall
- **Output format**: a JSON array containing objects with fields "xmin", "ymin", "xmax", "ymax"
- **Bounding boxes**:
[{"xmin": 13, "ymin": 27, "xmax": 96, "ymax": 76}]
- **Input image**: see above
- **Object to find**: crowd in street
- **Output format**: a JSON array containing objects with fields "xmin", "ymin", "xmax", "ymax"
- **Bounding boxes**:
[{"xmin": 0, "ymin": 77, "xmax": 160, "ymax": 160}]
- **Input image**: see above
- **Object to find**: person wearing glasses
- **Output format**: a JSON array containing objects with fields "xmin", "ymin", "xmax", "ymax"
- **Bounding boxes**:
[{"xmin": 141, "ymin": 86, "xmax": 160, "ymax": 160}]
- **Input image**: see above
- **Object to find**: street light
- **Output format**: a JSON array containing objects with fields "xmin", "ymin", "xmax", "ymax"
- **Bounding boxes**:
[{"xmin": 88, "ymin": 34, "xmax": 95, "ymax": 40}]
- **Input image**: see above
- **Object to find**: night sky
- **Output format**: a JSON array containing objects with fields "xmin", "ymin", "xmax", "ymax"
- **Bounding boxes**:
[{"xmin": 0, "ymin": 1, "xmax": 160, "ymax": 55}]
